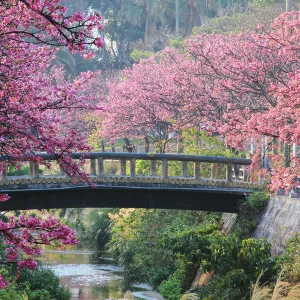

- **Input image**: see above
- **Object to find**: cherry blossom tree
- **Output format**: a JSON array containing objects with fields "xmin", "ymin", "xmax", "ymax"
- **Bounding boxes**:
[
  {"xmin": 175, "ymin": 12, "xmax": 300, "ymax": 190},
  {"xmin": 0, "ymin": 0, "xmax": 104, "ymax": 286},
  {"xmin": 0, "ymin": 0, "xmax": 104, "ymax": 175},
  {"xmin": 101, "ymin": 54, "xmax": 192, "ymax": 153}
]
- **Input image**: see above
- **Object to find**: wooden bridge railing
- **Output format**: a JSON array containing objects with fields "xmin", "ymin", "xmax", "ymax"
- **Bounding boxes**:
[{"xmin": 0, "ymin": 152, "xmax": 253, "ymax": 183}]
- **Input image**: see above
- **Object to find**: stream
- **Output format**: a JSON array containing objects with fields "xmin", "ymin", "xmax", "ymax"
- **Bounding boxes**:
[{"xmin": 40, "ymin": 249, "xmax": 164, "ymax": 300}]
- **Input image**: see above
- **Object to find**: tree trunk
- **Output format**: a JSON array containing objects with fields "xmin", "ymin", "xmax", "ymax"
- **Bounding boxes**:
[
  {"xmin": 175, "ymin": 0, "xmax": 180, "ymax": 34},
  {"xmin": 101, "ymin": 139, "xmax": 105, "ymax": 152},
  {"xmin": 284, "ymin": 143, "xmax": 291, "ymax": 167},
  {"xmin": 177, "ymin": 133, "xmax": 184, "ymax": 153},
  {"xmin": 188, "ymin": 1, "xmax": 194, "ymax": 34},
  {"xmin": 123, "ymin": 138, "xmax": 133, "ymax": 153},
  {"xmin": 286, "ymin": 0, "xmax": 292, "ymax": 11},
  {"xmin": 273, "ymin": 138, "xmax": 279, "ymax": 155},
  {"xmin": 144, "ymin": 136, "xmax": 149, "ymax": 153},
  {"xmin": 145, "ymin": 0, "xmax": 150, "ymax": 40}
]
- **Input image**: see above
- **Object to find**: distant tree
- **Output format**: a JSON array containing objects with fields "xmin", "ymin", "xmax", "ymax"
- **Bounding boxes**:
[{"xmin": 101, "ymin": 53, "xmax": 190, "ymax": 153}]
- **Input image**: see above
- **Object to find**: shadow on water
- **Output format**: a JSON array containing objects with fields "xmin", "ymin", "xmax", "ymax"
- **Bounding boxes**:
[{"xmin": 40, "ymin": 250, "xmax": 162, "ymax": 300}]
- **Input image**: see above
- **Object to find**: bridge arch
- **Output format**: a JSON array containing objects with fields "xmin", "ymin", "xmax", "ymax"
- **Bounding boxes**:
[{"xmin": 0, "ymin": 153, "xmax": 264, "ymax": 212}]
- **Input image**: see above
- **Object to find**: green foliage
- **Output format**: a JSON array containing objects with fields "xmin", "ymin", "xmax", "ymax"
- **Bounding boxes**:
[
  {"xmin": 75, "ymin": 186, "xmax": 272, "ymax": 300},
  {"xmin": 192, "ymin": 237, "xmax": 274, "ymax": 299},
  {"xmin": 247, "ymin": 192, "xmax": 269, "ymax": 214},
  {"xmin": 251, "ymin": 0, "xmax": 275, "ymax": 8},
  {"xmin": 182, "ymin": 129, "xmax": 237, "ymax": 178},
  {"xmin": 17, "ymin": 267, "xmax": 70, "ymax": 300},
  {"xmin": 277, "ymin": 236, "xmax": 300, "ymax": 284},
  {"xmin": 237, "ymin": 239, "xmax": 274, "ymax": 280},
  {"xmin": 109, "ymin": 209, "xmax": 211, "ymax": 287},
  {"xmin": 159, "ymin": 259, "xmax": 198, "ymax": 300},
  {"xmin": 194, "ymin": 269, "xmax": 249, "ymax": 300},
  {"xmin": 0, "ymin": 283, "xmax": 27, "ymax": 300},
  {"xmin": 0, "ymin": 285, "xmax": 52, "ymax": 300},
  {"xmin": 162, "ymin": 225, "xmax": 274, "ymax": 300},
  {"xmin": 26, "ymin": 289, "xmax": 51, "ymax": 300},
  {"xmin": 7, "ymin": 165, "xmax": 43, "ymax": 176},
  {"xmin": 135, "ymin": 160, "xmax": 183, "ymax": 176},
  {"xmin": 81, "ymin": 209, "xmax": 113, "ymax": 251},
  {"xmin": 165, "ymin": 227, "xmax": 273, "ymax": 279},
  {"xmin": 234, "ymin": 192, "xmax": 269, "ymax": 238},
  {"xmin": 169, "ymin": 37, "xmax": 184, "ymax": 49},
  {"xmin": 158, "ymin": 274, "xmax": 182, "ymax": 300},
  {"xmin": 104, "ymin": 204, "xmax": 275, "ymax": 300},
  {"xmin": 136, "ymin": 160, "xmax": 158, "ymax": 175},
  {"xmin": 132, "ymin": 129, "xmax": 242, "ymax": 178},
  {"xmin": 0, "ymin": 266, "xmax": 66, "ymax": 300},
  {"xmin": 183, "ymin": 129, "xmax": 235, "ymax": 157},
  {"xmin": 168, "ymin": 161, "xmax": 182, "ymax": 176},
  {"xmin": 7, "ymin": 166, "xmax": 30, "ymax": 176},
  {"xmin": 110, "ymin": 209, "xmax": 179, "ymax": 285},
  {"xmin": 130, "ymin": 49, "xmax": 154, "ymax": 62},
  {"xmin": 192, "ymin": 3, "xmax": 288, "ymax": 36}
]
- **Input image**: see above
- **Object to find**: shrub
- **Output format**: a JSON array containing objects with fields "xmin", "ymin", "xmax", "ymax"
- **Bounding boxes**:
[
  {"xmin": 7, "ymin": 166, "xmax": 30, "ymax": 176},
  {"xmin": 234, "ymin": 192, "xmax": 269, "ymax": 238},
  {"xmin": 27, "ymin": 289, "xmax": 51, "ymax": 300},
  {"xmin": 169, "ymin": 38, "xmax": 184, "ymax": 49},
  {"xmin": 277, "ymin": 235, "xmax": 300, "ymax": 284},
  {"xmin": 130, "ymin": 49, "xmax": 154, "ymax": 62},
  {"xmin": 247, "ymin": 192, "xmax": 269, "ymax": 214},
  {"xmin": 158, "ymin": 259, "xmax": 197, "ymax": 300},
  {"xmin": 17, "ymin": 266, "xmax": 70, "ymax": 300},
  {"xmin": 0, "ymin": 283, "xmax": 26, "ymax": 300},
  {"xmin": 158, "ymin": 276, "xmax": 182, "ymax": 300},
  {"xmin": 7, "ymin": 165, "xmax": 44, "ymax": 176}
]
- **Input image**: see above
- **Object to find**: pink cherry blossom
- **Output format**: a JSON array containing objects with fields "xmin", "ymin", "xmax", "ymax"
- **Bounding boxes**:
[
  {"xmin": 0, "ymin": 0, "xmax": 103, "ymax": 287},
  {"xmin": 102, "ymin": 12, "xmax": 300, "ymax": 190}
]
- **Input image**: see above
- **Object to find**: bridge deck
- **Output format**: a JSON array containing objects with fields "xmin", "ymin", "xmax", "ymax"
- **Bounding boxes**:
[
  {"xmin": 0, "ymin": 175, "xmax": 263, "ymax": 212},
  {"xmin": 0, "ymin": 152, "xmax": 264, "ymax": 212}
]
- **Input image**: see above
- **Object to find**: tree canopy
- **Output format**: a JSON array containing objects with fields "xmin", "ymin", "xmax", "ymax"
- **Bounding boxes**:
[{"xmin": 102, "ymin": 11, "xmax": 300, "ymax": 190}]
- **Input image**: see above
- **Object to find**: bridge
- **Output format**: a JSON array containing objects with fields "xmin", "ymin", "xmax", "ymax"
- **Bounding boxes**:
[{"xmin": 0, "ymin": 153, "xmax": 264, "ymax": 213}]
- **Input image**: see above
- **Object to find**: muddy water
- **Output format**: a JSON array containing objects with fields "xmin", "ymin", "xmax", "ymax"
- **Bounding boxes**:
[{"xmin": 40, "ymin": 250, "xmax": 164, "ymax": 300}]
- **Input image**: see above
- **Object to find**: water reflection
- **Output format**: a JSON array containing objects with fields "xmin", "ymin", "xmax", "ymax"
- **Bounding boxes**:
[{"xmin": 40, "ymin": 250, "xmax": 163, "ymax": 300}]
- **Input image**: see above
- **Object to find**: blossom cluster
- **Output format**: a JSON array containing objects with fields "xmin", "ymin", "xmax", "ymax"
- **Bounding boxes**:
[{"xmin": 0, "ymin": 214, "xmax": 78, "ymax": 287}]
